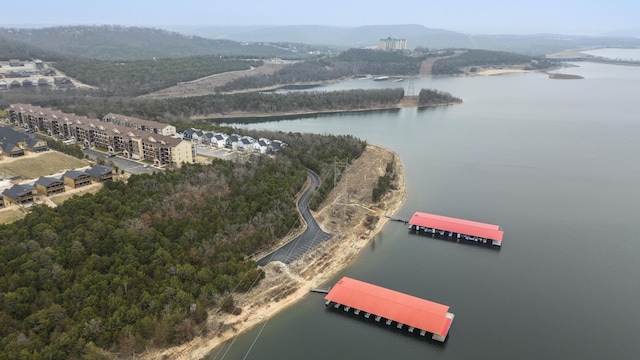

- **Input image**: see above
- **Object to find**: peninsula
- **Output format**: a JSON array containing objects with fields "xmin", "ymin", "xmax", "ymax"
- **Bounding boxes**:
[{"xmin": 144, "ymin": 145, "xmax": 407, "ymax": 360}]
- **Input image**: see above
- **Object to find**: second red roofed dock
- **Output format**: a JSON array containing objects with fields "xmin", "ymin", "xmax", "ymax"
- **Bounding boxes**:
[
  {"xmin": 408, "ymin": 211, "xmax": 504, "ymax": 247},
  {"xmin": 324, "ymin": 276, "xmax": 454, "ymax": 342}
]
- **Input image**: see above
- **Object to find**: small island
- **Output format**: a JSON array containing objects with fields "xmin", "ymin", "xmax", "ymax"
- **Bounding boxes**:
[{"xmin": 549, "ymin": 73, "xmax": 584, "ymax": 80}]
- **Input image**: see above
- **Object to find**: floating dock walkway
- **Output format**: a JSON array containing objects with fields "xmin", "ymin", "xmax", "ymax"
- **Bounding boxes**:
[
  {"xmin": 324, "ymin": 277, "xmax": 454, "ymax": 342},
  {"xmin": 407, "ymin": 211, "xmax": 504, "ymax": 247}
]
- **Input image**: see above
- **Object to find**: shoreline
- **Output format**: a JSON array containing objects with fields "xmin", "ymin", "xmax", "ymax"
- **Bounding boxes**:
[
  {"xmin": 143, "ymin": 145, "xmax": 407, "ymax": 360},
  {"xmin": 192, "ymin": 99, "xmax": 462, "ymax": 122}
]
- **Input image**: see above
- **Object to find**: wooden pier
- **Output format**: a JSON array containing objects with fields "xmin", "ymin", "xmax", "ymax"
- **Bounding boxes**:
[
  {"xmin": 385, "ymin": 214, "xmax": 408, "ymax": 223},
  {"xmin": 309, "ymin": 287, "xmax": 330, "ymax": 294}
]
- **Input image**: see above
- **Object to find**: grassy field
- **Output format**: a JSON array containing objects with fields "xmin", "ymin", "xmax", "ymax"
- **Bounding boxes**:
[{"xmin": 0, "ymin": 151, "xmax": 90, "ymax": 179}]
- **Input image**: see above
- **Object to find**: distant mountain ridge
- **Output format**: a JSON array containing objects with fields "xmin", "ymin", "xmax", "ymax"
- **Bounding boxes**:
[
  {"xmin": 169, "ymin": 24, "xmax": 640, "ymax": 55},
  {"xmin": 0, "ymin": 25, "xmax": 305, "ymax": 61},
  {"xmin": 1, "ymin": 24, "xmax": 639, "ymax": 62}
]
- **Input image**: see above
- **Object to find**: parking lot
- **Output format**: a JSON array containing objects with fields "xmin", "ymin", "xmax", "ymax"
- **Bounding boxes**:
[{"xmin": 82, "ymin": 148, "xmax": 159, "ymax": 175}]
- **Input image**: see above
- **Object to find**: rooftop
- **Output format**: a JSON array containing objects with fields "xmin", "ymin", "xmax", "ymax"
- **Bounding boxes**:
[{"xmin": 325, "ymin": 277, "xmax": 453, "ymax": 337}]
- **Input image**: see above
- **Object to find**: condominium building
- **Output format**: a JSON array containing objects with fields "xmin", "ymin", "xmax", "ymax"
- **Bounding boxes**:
[
  {"xmin": 379, "ymin": 36, "xmax": 407, "ymax": 51},
  {"xmin": 8, "ymin": 104, "xmax": 194, "ymax": 167},
  {"xmin": 101, "ymin": 113, "xmax": 177, "ymax": 136}
]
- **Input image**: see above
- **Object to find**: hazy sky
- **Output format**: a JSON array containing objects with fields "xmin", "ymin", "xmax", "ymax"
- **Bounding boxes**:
[{"xmin": 3, "ymin": 0, "xmax": 638, "ymax": 35}]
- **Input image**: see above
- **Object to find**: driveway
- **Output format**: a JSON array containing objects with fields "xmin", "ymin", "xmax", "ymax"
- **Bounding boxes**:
[
  {"xmin": 82, "ymin": 148, "xmax": 159, "ymax": 175},
  {"xmin": 257, "ymin": 170, "xmax": 332, "ymax": 266}
]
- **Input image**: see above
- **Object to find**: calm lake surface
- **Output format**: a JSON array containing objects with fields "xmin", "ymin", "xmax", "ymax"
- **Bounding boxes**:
[{"xmin": 209, "ymin": 61, "xmax": 640, "ymax": 360}]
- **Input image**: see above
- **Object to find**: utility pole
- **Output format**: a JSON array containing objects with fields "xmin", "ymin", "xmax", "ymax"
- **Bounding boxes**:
[
  {"xmin": 334, "ymin": 158, "xmax": 349, "ymax": 217},
  {"xmin": 407, "ymin": 79, "xmax": 415, "ymax": 96}
]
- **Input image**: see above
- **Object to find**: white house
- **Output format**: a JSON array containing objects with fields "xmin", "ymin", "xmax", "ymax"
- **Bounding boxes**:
[{"xmin": 253, "ymin": 138, "xmax": 271, "ymax": 154}]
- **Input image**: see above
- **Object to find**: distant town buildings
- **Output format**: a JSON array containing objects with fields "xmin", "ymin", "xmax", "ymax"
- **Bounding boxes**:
[
  {"xmin": 8, "ymin": 104, "xmax": 194, "ymax": 168},
  {"xmin": 379, "ymin": 36, "xmax": 407, "ymax": 51}
]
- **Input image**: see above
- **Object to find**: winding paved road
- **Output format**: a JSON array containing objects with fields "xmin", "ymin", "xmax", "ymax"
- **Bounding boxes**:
[{"xmin": 257, "ymin": 170, "xmax": 332, "ymax": 266}]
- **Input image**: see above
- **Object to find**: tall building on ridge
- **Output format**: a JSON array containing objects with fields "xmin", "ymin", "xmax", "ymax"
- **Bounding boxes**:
[{"xmin": 379, "ymin": 36, "xmax": 407, "ymax": 51}]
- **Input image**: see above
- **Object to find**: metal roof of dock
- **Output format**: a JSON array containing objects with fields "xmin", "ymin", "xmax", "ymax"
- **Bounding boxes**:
[
  {"xmin": 408, "ymin": 211, "xmax": 504, "ymax": 241},
  {"xmin": 325, "ymin": 277, "xmax": 453, "ymax": 337}
]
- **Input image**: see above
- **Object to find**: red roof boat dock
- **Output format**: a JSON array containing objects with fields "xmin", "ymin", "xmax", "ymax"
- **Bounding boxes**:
[
  {"xmin": 324, "ymin": 277, "xmax": 454, "ymax": 342},
  {"xmin": 407, "ymin": 211, "xmax": 504, "ymax": 247}
]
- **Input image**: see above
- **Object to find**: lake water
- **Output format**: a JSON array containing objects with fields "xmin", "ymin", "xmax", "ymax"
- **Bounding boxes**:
[{"xmin": 208, "ymin": 61, "xmax": 640, "ymax": 360}]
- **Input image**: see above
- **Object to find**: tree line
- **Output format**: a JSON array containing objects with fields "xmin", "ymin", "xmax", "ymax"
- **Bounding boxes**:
[
  {"xmin": 418, "ymin": 88, "xmax": 462, "ymax": 106},
  {"xmin": 431, "ymin": 49, "xmax": 553, "ymax": 75},
  {"xmin": 53, "ymin": 57, "xmax": 261, "ymax": 96},
  {"xmin": 217, "ymin": 49, "xmax": 425, "ymax": 92}
]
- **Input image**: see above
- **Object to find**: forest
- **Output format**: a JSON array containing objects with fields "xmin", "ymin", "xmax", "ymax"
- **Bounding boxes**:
[
  {"xmin": 418, "ymin": 88, "xmax": 462, "ymax": 106},
  {"xmin": 1, "ymin": 88, "xmax": 407, "ymax": 123},
  {"xmin": 53, "ymin": 57, "xmax": 261, "ymax": 96},
  {"xmin": 0, "ymin": 130, "xmax": 366, "ymax": 359},
  {"xmin": 431, "ymin": 49, "xmax": 553, "ymax": 75},
  {"xmin": 216, "ymin": 49, "xmax": 426, "ymax": 92}
]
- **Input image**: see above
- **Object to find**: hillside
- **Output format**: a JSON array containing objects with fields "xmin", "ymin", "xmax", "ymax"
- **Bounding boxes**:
[
  {"xmin": 175, "ymin": 24, "xmax": 640, "ymax": 56},
  {"xmin": 0, "ymin": 25, "xmax": 302, "ymax": 61}
]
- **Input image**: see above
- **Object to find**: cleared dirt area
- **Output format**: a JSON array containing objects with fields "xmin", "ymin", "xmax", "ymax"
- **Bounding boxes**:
[
  {"xmin": 49, "ymin": 183, "xmax": 104, "ymax": 206},
  {"xmin": 0, "ymin": 207, "xmax": 27, "ymax": 224},
  {"xmin": 419, "ymin": 51, "xmax": 465, "ymax": 76},
  {"xmin": 0, "ymin": 151, "xmax": 90, "ymax": 180},
  {"xmin": 139, "ymin": 61, "xmax": 289, "ymax": 99}
]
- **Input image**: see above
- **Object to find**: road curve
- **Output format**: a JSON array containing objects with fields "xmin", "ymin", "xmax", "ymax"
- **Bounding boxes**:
[{"xmin": 256, "ymin": 170, "xmax": 332, "ymax": 266}]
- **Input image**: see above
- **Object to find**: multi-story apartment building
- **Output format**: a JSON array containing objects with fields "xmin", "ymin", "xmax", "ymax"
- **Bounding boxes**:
[
  {"xmin": 101, "ymin": 113, "xmax": 177, "ymax": 136},
  {"xmin": 8, "ymin": 104, "xmax": 194, "ymax": 168},
  {"xmin": 379, "ymin": 36, "xmax": 407, "ymax": 51}
]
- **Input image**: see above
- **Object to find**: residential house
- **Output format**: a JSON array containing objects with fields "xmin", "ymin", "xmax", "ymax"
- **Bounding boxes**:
[
  {"xmin": 9, "ymin": 59, "xmax": 22, "ymax": 67},
  {"xmin": 0, "ymin": 81, "xmax": 7, "ymax": 90},
  {"xmin": 22, "ymin": 79, "xmax": 34, "ymax": 87},
  {"xmin": 10, "ymin": 80, "xmax": 21, "ymax": 89},
  {"xmin": 2, "ymin": 184, "xmax": 35, "ymax": 205},
  {"xmin": 37, "ymin": 78, "xmax": 49, "ymax": 87},
  {"xmin": 225, "ymin": 134, "xmax": 241, "ymax": 150},
  {"xmin": 63, "ymin": 170, "xmax": 92, "ymax": 188},
  {"xmin": 253, "ymin": 138, "xmax": 271, "ymax": 154},
  {"xmin": 191, "ymin": 129, "xmax": 204, "ymax": 143},
  {"xmin": 0, "ymin": 127, "xmax": 48, "ymax": 157},
  {"xmin": 54, "ymin": 77, "xmax": 73, "ymax": 88},
  {"xmin": 201, "ymin": 132, "xmax": 214, "ymax": 145},
  {"xmin": 182, "ymin": 128, "xmax": 196, "ymax": 141},
  {"xmin": 238, "ymin": 136, "xmax": 255, "ymax": 152},
  {"xmin": 35, "ymin": 176, "xmax": 65, "ymax": 196},
  {"xmin": 85, "ymin": 165, "xmax": 114, "ymax": 182},
  {"xmin": 213, "ymin": 133, "xmax": 228, "ymax": 148},
  {"xmin": 268, "ymin": 140, "xmax": 287, "ymax": 154}
]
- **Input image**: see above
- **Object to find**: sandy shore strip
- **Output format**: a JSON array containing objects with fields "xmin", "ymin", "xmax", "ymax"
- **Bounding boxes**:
[
  {"xmin": 142, "ymin": 145, "xmax": 407, "ymax": 360},
  {"xmin": 474, "ymin": 68, "xmax": 531, "ymax": 76}
]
